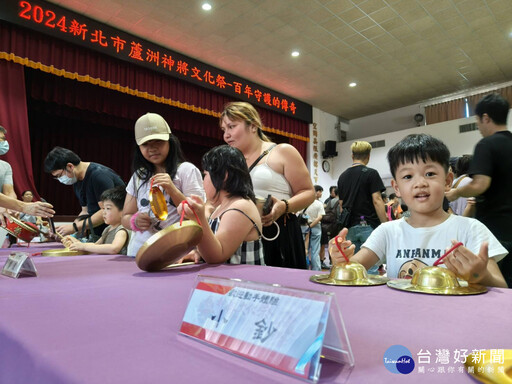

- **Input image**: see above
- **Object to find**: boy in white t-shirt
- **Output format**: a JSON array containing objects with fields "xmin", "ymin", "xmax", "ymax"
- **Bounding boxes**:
[{"xmin": 330, "ymin": 134, "xmax": 508, "ymax": 288}]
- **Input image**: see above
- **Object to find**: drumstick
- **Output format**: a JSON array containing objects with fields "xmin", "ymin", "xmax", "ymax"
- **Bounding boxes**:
[
  {"xmin": 40, "ymin": 198, "xmax": 63, "ymax": 240},
  {"xmin": 433, "ymin": 242, "xmax": 463, "ymax": 266}
]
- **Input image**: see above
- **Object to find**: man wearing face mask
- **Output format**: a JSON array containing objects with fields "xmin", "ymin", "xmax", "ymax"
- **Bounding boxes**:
[
  {"xmin": 0, "ymin": 126, "xmax": 16, "ymax": 200},
  {"xmin": 44, "ymin": 147, "xmax": 125, "ymax": 237}
]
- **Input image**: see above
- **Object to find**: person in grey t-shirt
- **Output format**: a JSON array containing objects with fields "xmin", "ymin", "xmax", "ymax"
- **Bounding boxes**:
[{"xmin": 0, "ymin": 126, "xmax": 16, "ymax": 200}]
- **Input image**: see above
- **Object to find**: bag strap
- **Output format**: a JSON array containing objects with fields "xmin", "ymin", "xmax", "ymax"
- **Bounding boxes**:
[
  {"xmin": 300, "ymin": 203, "xmax": 312, "ymax": 215},
  {"xmin": 77, "ymin": 214, "xmax": 95, "ymax": 237},
  {"xmin": 248, "ymin": 144, "xmax": 277, "ymax": 172}
]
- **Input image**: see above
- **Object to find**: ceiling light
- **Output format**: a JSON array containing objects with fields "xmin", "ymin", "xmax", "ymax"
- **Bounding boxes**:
[
  {"xmin": 291, "ymin": 51, "xmax": 300, "ymax": 57},
  {"xmin": 349, "ymin": 82, "xmax": 357, "ymax": 87},
  {"xmin": 202, "ymin": 3, "xmax": 212, "ymax": 11}
]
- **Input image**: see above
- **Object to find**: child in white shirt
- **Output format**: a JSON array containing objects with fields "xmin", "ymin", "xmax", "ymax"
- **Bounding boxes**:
[{"xmin": 330, "ymin": 134, "xmax": 508, "ymax": 288}]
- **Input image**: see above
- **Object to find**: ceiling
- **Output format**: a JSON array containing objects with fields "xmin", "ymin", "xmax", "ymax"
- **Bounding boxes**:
[{"xmin": 46, "ymin": 0, "xmax": 512, "ymax": 120}]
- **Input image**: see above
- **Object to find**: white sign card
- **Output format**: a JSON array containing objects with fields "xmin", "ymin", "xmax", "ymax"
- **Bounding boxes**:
[
  {"xmin": 180, "ymin": 275, "xmax": 354, "ymax": 383},
  {"xmin": 1, "ymin": 252, "xmax": 38, "ymax": 278}
]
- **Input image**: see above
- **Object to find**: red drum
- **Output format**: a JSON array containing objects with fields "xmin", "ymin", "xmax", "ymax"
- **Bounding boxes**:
[{"xmin": 4, "ymin": 217, "xmax": 40, "ymax": 243}]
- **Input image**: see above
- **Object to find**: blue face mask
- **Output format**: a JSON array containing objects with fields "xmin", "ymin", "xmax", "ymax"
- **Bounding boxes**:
[
  {"xmin": 0, "ymin": 141, "xmax": 9, "ymax": 155},
  {"xmin": 57, "ymin": 170, "xmax": 77, "ymax": 185}
]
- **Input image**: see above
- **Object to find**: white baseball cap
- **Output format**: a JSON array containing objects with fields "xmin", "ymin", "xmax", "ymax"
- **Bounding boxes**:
[{"xmin": 134, "ymin": 113, "xmax": 171, "ymax": 145}]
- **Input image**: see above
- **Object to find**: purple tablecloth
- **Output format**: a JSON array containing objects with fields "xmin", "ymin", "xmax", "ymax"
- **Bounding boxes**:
[{"xmin": 0, "ymin": 244, "xmax": 511, "ymax": 383}]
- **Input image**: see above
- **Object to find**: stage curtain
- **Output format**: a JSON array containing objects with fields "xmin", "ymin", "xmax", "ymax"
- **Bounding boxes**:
[
  {"xmin": 0, "ymin": 21, "xmax": 308, "ymax": 157},
  {"xmin": 0, "ymin": 59, "xmax": 39, "ymax": 199},
  {"xmin": 425, "ymin": 98, "xmax": 466, "ymax": 125}
]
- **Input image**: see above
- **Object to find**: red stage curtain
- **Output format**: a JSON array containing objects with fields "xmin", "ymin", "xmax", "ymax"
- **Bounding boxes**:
[
  {"xmin": 0, "ymin": 59, "xmax": 39, "ymax": 199},
  {"xmin": 0, "ymin": 21, "xmax": 308, "ymax": 156}
]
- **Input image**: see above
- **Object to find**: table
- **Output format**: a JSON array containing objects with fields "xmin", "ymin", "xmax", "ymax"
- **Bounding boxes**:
[{"xmin": 1, "ymin": 243, "xmax": 511, "ymax": 383}]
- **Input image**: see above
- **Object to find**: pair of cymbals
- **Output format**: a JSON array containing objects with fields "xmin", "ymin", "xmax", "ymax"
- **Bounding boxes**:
[{"xmin": 311, "ymin": 263, "xmax": 487, "ymax": 296}]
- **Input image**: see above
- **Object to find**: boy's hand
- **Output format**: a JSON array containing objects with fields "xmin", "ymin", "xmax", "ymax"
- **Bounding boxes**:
[
  {"xmin": 443, "ymin": 240, "xmax": 489, "ymax": 284},
  {"xmin": 68, "ymin": 241, "xmax": 85, "ymax": 251},
  {"xmin": 62, "ymin": 235, "xmax": 79, "ymax": 248},
  {"xmin": 328, "ymin": 228, "xmax": 355, "ymax": 265}
]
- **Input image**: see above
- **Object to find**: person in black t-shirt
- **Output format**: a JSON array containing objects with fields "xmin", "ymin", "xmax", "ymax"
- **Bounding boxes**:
[
  {"xmin": 44, "ymin": 147, "xmax": 125, "ymax": 237},
  {"xmin": 337, "ymin": 141, "xmax": 388, "ymax": 274},
  {"xmin": 446, "ymin": 93, "xmax": 512, "ymax": 287}
]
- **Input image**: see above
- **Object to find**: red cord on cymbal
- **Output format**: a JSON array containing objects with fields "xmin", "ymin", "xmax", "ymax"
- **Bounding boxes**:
[{"xmin": 180, "ymin": 200, "xmax": 201, "ymax": 226}]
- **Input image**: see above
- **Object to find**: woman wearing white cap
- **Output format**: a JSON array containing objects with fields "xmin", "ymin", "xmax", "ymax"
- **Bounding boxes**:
[{"xmin": 121, "ymin": 113, "xmax": 205, "ymax": 256}]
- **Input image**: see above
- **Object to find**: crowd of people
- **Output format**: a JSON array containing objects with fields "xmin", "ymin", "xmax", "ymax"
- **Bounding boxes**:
[{"xmin": 1, "ymin": 93, "xmax": 510, "ymax": 288}]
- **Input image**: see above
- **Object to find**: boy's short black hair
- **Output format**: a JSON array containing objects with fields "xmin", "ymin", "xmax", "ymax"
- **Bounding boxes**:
[
  {"xmin": 387, "ymin": 134, "xmax": 450, "ymax": 178},
  {"xmin": 100, "ymin": 186, "xmax": 126, "ymax": 211},
  {"xmin": 44, "ymin": 147, "xmax": 81, "ymax": 173},
  {"xmin": 389, "ymin": 193, "xmax": 396, "ymax": 200},
  {"xmin": 475, "ymin": 93, "xmax": 509, "ymax": 125},
  {"xmin": 314, "ymin": 185, "xmax": 323, "ymax": 192},
  {"xmin": 329, "ymin": 185, "xmax": 338, "ymax": 194}
]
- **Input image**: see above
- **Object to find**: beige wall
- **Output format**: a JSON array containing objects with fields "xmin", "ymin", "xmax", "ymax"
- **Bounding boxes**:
[{"xmin": 309, "ymin": 108, "xmax": 512, "ymax": 190}]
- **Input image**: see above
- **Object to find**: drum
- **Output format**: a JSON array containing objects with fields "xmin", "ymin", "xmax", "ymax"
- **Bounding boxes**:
[{"xmin": 4, "ymin": 217, "xmax": 40, "ymax": 243}]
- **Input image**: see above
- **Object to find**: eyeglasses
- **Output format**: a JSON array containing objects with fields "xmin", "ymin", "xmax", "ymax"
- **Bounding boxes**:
[{"xmin": 52, "ymin": 169, "xmax": 67, "ymax": 179}]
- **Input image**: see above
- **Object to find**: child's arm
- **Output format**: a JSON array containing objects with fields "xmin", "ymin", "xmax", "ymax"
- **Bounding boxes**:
[
  {"xmin": 178, "ymin": 249, "xmax": 202, "ymax": 264},
  {"xmin": 68, "ymin": 230, "xmax": 128, "ymax": 255},
  {"xmin": 328, "ymin": 228, "xmax": 380, "ymax": 269},
  {"xmin": 180, "ymin": 196, "xmax": 256, "ymax": 264},
  {"xmin": 443, "ymin": 241, "xmax": 507, "ymax": 288},
  {"xmin": 121, "ymin": 192, "xmax": 152, "ymax": 231},
  {"xmin": 351, "ymin": 248, "xmax": 381, "ymax": 270},
  {"xmin": 62, "ymin": 235, "xmax": 80, "ymax": 248}
]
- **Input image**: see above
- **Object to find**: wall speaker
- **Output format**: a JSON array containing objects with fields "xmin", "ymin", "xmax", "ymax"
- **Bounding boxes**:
[{"xmin": 322, "ymin": 140, "xmax": 338, "ymax": 158}]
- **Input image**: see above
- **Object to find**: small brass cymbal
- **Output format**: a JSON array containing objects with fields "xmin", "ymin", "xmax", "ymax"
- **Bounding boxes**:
[
  {"xmin": 464, "ymin": 349, "xmax": 512, "ymax": 383},
  {"xmin": 149, "ymin": 186, "xmax": 168, "ymax": 221},
  {"xmin": 310, "ymin": 261, "xmax": 389, "ymax": 286},
  {"xmin": 136, "ymin": 220, "xmax": 203, "ymax": 272},
  {"xmin": 41, "ymin": 248, "xmax": 88, "ymax": 256},
  {"xmin": 386, "ymin": 266, "xmax": 487, "ymax": 296}
]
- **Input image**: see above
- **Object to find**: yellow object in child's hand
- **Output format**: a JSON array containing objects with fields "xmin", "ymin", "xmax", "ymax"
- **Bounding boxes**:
[{"xmin": 149, "ymin": 181, "xmax": 168, "ymax": 221}]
